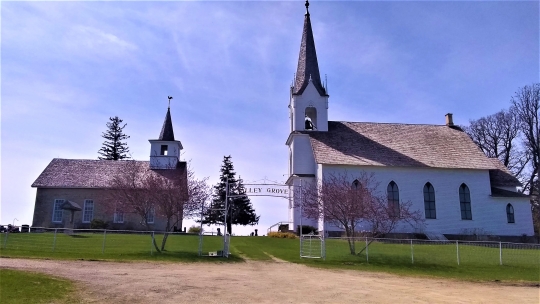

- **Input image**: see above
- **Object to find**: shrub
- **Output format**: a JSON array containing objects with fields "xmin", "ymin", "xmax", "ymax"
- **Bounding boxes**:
[
  {"xmin": 187, "ymin": 225, "xmax": 202, "ymax": 234},
  {"xmin": 268, "ymin": 232, "xmax": 297, "ymax": 239},
  {"xmin": 90, "ymin": 219, "xmax": 109, "ymax": 229}
]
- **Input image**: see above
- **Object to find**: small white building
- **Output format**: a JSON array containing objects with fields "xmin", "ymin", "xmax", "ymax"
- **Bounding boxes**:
[{"xmin": 286, "ymin": 2, "xmax": 534, "ymax": 238}]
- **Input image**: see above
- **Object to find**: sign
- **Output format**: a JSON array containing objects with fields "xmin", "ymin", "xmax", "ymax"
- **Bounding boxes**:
[{"xmin": 243, "ymin": 184, "xmax": 289, "ymax": 198}]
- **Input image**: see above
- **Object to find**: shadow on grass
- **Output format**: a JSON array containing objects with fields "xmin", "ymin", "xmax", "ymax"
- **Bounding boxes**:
[{"xmin": 98, "ymin": 250, "xmax": 245, "ymax": 263}]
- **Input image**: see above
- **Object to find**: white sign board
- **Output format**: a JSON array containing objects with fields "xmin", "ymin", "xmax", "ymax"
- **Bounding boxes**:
[{"xmin": 244, "ymin": 184, "xmax": 289, "ymax": 198}]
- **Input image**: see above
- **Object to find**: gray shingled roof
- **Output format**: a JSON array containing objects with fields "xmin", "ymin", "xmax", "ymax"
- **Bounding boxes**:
[
  {"xmin": 293, "ymin": 8, "xmax": 327, "ymax": 96},
  {"xmin": 488, "ymin": 158, "xmax": 522, "ymax": 188},
  {"xmin": 159, "ymin": 108, "xmax": 175, "ymax": 141},
  {"xmin": 32, "ymin": 159, "xmax": 186, "ymax": 188},
  {"xmin": 305, "ymin": 121, "xmax": 496, "ymax": 169},
  {"xmin": 491, "ymin": 187, "xmax": 528, "ymax": 198}
]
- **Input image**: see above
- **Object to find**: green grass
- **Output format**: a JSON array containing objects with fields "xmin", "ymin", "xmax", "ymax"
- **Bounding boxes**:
[
  {"xmin": 0, "ymin": 232, "xmax": 242, "ymax": 263},
  {"xmin": 1, "ymin": 232, "xmax": 539, "ymax": 282},
  {"xmin": 0, "ymin": 268, "xmax": 78, "ymax": 303}
]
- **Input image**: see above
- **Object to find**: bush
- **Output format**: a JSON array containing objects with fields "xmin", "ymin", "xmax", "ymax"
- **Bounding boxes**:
[
  {"xmin": 268, "ymin": 232, "xmax": 297, "ymax": 239},
  {"xmin": 296, "ymin": 225, "xmax": 318, "ymax": 235},
  {"xmin": 187, "ymin": 225, "xmax": 202, "ymax": 234},
  {"xmin": 90, "ymin": 219, "xmax": 109, "ymax": 229}
]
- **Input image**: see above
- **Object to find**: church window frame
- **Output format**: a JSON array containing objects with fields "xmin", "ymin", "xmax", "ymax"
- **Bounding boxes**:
[
  {"xmin": 160, "ymin": 145, "xmax": 168, "ymax": 156},
  {"xmin": 52, "ymin": 199, "xmax": 65, "ymax": 223},
  {"xmin": 147, "ymin": 206, "xmax": 155, "ymax": 224},
  {"xmin": 423, "ymin": 183, "xmax": 436, "ymax": 219},
  {"xmin": 506, "ymin": 204, "xmax": 515, "ymax": 224},
  {"xmin": 459, "ymin": 184, "xmax": 472, "ymax": 220},
  {"xmin": 387, "ymin": 181, "xmax": 400, "ymax": 217},
  {"xmin": 82, "ymin": 199, "xmax": 94, "ymax": 223},
  {"xmin": 114, "ymin": 209, "xmax": 124, "ymax": 224}
]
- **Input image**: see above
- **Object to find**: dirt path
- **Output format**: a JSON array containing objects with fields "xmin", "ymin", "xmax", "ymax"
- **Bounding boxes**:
[{"xmin": 1, "ymin": 258, "xmax": 538, "ymax": 303}]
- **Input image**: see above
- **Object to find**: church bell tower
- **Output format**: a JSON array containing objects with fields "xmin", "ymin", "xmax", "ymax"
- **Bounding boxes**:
[
  {"xmin": 287, "ymin": 1, "xmax": 327, "ymax": 230},
  {"xmin": 289, "ymin": 0, "xmax": 329, "ymax": 132},
  {"xmin": 149, "ymin": 101, "xmax": 183, "ymax": 169}
]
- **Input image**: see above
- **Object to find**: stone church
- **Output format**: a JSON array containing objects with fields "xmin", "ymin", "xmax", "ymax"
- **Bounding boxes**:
[
  {"xmin": 31, "ymin": 107, "xmax": 187, "ymax": 231},
  {"xmin": 286, "ymin": 1, "xmax": 534, "ymax": 238}
]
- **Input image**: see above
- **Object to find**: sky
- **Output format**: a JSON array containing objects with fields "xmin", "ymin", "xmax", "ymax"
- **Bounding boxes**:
[{"xmin": 1, "ymin": 0, "xmax": 539, "ymax": 235}]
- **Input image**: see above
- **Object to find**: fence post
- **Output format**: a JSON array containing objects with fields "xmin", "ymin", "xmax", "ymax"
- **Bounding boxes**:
[
  {"xmin": 102, "ymin": 230, "xmax": 107, "ymax": 254},
  {"xmin": 411, "ymin": 239, "xmax": 414, "ymax": 264},
  {"xmin": 499, "ymin": 242, "xmax": 502, "ymax": 265},
  {"xmin": 3, "ymin": 232, "xmax": 8, "ymax": 249},
  {"xmin": 52, "ymin": 229, "xmax": 57, "ymax": 252},
  {"xmin": 365, "ymin": 237, "xmax": 369, "ymax": 263},
  {"xmin": 456, "ymin": 240, "xmax": 460, "ymax": 266}
]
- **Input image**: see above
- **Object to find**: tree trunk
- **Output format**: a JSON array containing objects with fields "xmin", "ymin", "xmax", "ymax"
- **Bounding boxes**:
[
  {"xmin": 345, "ymin": 228, "xmax": 355, "ymax": 255},
  {"xmin": 161, "ymin": 220, "xmax": 171, "ymax": 251},
  {"xmin": 160, "ymin": 232, "xmax": 169, "ymax": 251},
  {"xmin": 152, "ymin": 235, "xmax": 161, "ymax": 253}
]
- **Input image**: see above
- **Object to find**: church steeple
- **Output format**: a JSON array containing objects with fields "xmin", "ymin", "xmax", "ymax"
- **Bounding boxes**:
[
  {"xmin": 293, "ymin": 0, "xmax": 327, "ymax": 96},
  {"xmin": 149, "ymin": 98, "xmax": 183, "ymax": 169},
  {"xmin": 288, "ymin": 1, "xmax": 329, "ymax": 132},
  {"xmin": 158, "ymin": 107, "xmax": 175, "ymax": 141}
]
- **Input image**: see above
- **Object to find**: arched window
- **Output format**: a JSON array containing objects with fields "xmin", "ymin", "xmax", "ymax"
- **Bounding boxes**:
[
  {"xmin": 506, "ymin": 204, "xmax": 515, "ymax": 223},
  {"xmin": 352, "ymin": 179, "xmax": 360, "ymax": 189},
  {"xmin": 459, "ymin": 184, "xmax": 472, "ymax": 220},
  {"xmin": 387, "ymin": 181, "xmax": 400, "ymax": 216},
  {"xmin": 423, "ymin": 183, "xmax": 436, "ymax": 219}
]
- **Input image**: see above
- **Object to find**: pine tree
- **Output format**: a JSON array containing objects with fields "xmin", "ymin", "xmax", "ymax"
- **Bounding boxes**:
[
  {"xmin": 202, "ymin": 156, "xmax": 259, "ymax": 234},
  {"xmin": 98, "ymin": 116, "xmax": 131, "ymax": 160}
]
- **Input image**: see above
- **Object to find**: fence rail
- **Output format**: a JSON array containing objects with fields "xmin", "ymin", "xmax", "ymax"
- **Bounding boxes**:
[{"xmin": 325, "ymin": 237, "xmax": 540, "ymax": 267}]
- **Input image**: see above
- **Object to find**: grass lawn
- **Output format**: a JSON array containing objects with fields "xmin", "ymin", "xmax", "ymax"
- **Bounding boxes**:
[
  {"xmin": 0, "ymin": 268, "xmax": 78, "ymax": 304},
  {"xmin": 1, "ymin": 232, "xmax": 538, "ymax": 282}
]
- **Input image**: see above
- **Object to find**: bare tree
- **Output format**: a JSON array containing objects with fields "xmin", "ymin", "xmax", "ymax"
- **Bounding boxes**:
[
  {"xmin": 531, "ymin": 180, "xmax": 540, "ymax": 235},
  {"xmin": 512, "ymin": 83, "xmax": 539, "ymax": 192},
  {"xmin": 107, "ymin": 161, "xmax": 210, "ymax": 252},
  {"xmin": 301, "ymin": 172, "xmax": 423, "ymax": 255},
  {"xmin": 463, "ymin": 108, "xmax": 529, "ymax": 179}
]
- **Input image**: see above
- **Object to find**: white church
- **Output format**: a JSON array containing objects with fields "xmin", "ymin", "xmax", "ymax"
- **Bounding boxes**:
[{"xmin": 286, "ymin": 1, "xmax": 534, "ymax": 238}]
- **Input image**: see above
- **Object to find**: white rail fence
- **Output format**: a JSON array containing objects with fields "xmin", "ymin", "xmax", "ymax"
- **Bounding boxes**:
[{"xmin": 325, "ymin": 237, "xmax": 540, "ymax": 267}]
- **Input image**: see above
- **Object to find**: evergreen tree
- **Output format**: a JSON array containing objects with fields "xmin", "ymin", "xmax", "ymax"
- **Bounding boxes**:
[
  {"xmin": 202, "ymin": 156, "xmax": 259, "ymax": 234},
  {"xmin": 98, "ymin": 116, "xmax": 131, "ymax": 160}
]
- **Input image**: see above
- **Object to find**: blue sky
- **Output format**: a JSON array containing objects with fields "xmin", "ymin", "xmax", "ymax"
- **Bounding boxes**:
[{"xmin": 2, "ymin": 1, "xmax": 538, "ymax": 235}]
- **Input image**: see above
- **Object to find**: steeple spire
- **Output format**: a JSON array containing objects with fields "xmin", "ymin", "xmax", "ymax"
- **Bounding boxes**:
[
  {"xmin": 293, "ymin": 0, "xmax": 327, "ymax": 96},
  {"xmin": 158, "ymin": 106, "xmax": 175, "ymax": 141}
]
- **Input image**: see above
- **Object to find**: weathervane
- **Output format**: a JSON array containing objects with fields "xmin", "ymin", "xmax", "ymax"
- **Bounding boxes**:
[
  {"xmin": 167, "ymin": 96, "xmax": 173, "ymax": 108},
  {"xmin": 305, "ymin": 0, "xmax": 310, "ymax": 15}
]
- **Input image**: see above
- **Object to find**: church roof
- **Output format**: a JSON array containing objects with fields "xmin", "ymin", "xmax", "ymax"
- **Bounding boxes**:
[
  {"xmin": 32, "ymin": 158, "xmax": 186, "ymax": 188},
  {"xmin": 293, "ymin": 3, "xmax": 327, "ymax": 97},
  {"xmin": 490, "ymin": 187, "xmax": 528, "ymax": 198},
  {"xmin": 488, "ymin": 158, "xmax": 522, "ymax": 188},
  {"xmin": 159, "ymin": 108, "xmax": 175, "ymax": 141},
  {"xmin": 305, "ymin": 121, "xmax": 497, "ymax": 170}
]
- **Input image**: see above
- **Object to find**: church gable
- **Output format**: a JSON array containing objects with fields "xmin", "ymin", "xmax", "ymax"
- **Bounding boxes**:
[{"xmin": 306, "ymin": 121, "xmax": 496, "ymax": 169}]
